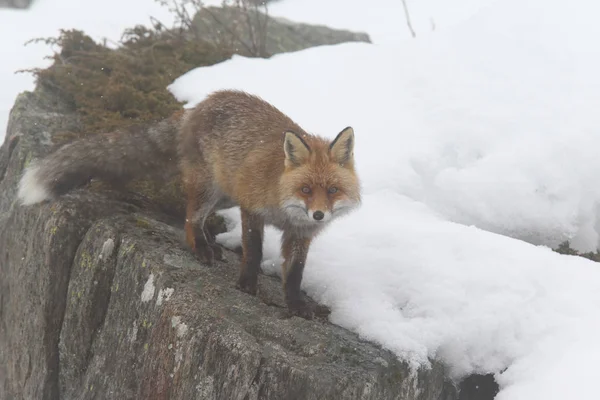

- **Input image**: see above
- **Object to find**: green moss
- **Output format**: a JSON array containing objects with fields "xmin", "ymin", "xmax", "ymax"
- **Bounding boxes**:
[
  {"xmin": 80, "ymin": 251, "xmax": 92, "ymax": 270},
  {"xmin": 135, "ymin": 217, "xmax": 152, "ymax": 229},
  {"xmin": 20, "ymin": 26, "xmax": 232, "ymax": 138},
  {"xmin": 22, "ymin": 151, "xmax": 33, "ymax": 169},
  {"xmin": 121, "ymin": 243, "xmax": 136, "ymax": 255}
]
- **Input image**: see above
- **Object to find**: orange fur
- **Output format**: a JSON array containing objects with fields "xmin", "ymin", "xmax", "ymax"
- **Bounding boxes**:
[
  {"xmin": 179, "ymin": 90, "xmax": 361, "ymax": 318},
  {"xmin": 18, "ymin": 88, "xmax": 361, "ymax": 319}
]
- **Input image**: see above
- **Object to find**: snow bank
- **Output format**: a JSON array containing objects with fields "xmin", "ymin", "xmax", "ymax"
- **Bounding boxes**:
[
  {"xmin": 170, "ymin": 0, "xmax": 600, "ymax": 253},
  {"xmin": 169, "ymin": 0, "xmax": 600, "ymax": 398},
  {"xmin": 219, "ymin": 192, "xmax": 600, "ymax": 400},
  {"xmin": 0, "ymin": 0, "xmax": 174, "ymax": 141}
]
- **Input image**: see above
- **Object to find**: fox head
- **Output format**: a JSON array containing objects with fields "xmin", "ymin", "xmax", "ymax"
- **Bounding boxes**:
[{"xmin": 280, "ymin": 126, "xmax": 361, "ymax": 227}]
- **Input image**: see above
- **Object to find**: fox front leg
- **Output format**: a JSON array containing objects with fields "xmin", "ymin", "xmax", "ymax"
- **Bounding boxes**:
[
  {"xmin": 281, "ymin": 232, "xmax": 314, "ymax": 319},
  {"xmin": 236, "ymin": 209, "xmax": 265, "ymax": 295}
]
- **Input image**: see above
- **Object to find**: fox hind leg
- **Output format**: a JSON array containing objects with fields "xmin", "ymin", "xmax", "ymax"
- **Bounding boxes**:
[
  {"xmin": 184, "ymin": 182, "xmax": 222, "ymax": 266},
  {"xmin": 201, "ymin": 215, "xmax": 224, "ymax": 261},
  {"xmin": 236, "ymin": 209, "xmax": 265, "ymax": 296}
]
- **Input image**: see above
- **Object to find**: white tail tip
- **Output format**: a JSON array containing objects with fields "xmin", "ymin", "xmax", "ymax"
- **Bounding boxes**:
[{"xmin": 18, "ymin": 165, "xmax": 51, "ymax": 205}]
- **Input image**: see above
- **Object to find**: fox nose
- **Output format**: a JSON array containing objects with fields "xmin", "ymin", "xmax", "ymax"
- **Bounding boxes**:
[{"xmin": 313, "ymin": 211, "xmax": 324, "ymax": 221}]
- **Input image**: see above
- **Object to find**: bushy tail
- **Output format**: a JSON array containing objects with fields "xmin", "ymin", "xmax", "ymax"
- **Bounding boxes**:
[{"xmin": 18, "ymin": 114, "xmax": 182, "ymax": 205}]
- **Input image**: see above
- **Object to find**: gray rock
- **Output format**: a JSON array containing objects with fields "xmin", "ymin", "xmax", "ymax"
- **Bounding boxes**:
[
  {"xmin": 0, "ymin": 85, "xmax": 458, "ymax": 399},
  {"xmin": 190, "ymin": 5, "xmax": 371, "ymax": 57},
  {"xmin": 0, "ymin": 0, "xmax": 33, "ymax": 9}
]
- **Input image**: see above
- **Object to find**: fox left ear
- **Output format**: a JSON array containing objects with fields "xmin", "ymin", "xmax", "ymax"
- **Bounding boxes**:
[{"xmin": 329, "ymin": 126, "xmax": 355, "ymax": 165}]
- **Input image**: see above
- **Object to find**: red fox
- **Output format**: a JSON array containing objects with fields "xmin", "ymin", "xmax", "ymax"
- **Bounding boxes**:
[{"xmin": 17, "ymin": 90, "xmax": 361, "ymax": 318}]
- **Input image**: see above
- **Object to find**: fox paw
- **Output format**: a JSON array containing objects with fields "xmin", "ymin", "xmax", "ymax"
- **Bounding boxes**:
[
  {"xmin": 285, "ymin": 298, "xmax": 315, "ymax": 320},
  {"xmin": 192, "ymin": 242, "xmax": 225, "ymax": 266},
  {"xmin": 210, "ymin": 243, "xmax": 224, "ymax": 261},
  {"xmin": 192, "ymin": 245, "xmax": 216, "ymax": 266},
  {"xmin": 236, "ymin": 273, "xmax": 258, "ymax": 296}
]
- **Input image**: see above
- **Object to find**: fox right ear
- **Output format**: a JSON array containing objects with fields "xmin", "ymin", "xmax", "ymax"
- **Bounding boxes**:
[{"xmin": 283, "ymin": 131, "xmax": 311, "ymax": 167}]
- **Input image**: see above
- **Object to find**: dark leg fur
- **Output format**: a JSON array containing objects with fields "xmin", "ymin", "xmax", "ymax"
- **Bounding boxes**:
[
  {"xmin": 281, "ymin": 233, "xmax": 314, "ymax": 319},
  {"xmin": 203, "ymin": 224, "xmax": 224, "ymax": 261},
  {"xmin": 184, "ymin": 184, "xmax": 222, "ymax": 266},
  {"xmin": 185, "ymin": 220, "xmax": 223, "ymax": 266},
  {"xmin": 236, "ymin": 209, "xmax": 265, "ymax": 295}
]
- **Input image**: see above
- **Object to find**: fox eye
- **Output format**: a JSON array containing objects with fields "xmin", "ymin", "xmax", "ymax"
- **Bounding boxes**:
[
  {"xmin": 301, "ymin": 186, "xmax": 311, "ymax": 194},
  {"xmin": 328, "ymin": 187, "xmax": 338, "ymax": 194}
]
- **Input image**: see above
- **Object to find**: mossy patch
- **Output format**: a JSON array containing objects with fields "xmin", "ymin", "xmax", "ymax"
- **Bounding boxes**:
[
  {"xmin": 16, "ymin": 25, "xmax": 236, "ymax": 224},
  {"xmin": 135, "ymin": 217, "xmax": 153, "ymax": 230},
  {"xmin": 20, "ymin": 26, "xmax": 233, "ymax": 139},
  {"xmin": 553, "ymin": 241, "xmax": 600, "ymax": 262}
]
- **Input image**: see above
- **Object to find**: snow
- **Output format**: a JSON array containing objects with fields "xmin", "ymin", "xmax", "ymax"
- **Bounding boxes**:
[
  {"xmin": 170, "ymin": 1, "xmax": 600, "ymax": 254},
  {"xmin": 219, "ymin": 193, "xmax": 600, "ymax": 400},
  {"xmin": 168, "ymin": 0, "xmax": 600, "ymax": 398},
  {"xmin": 267, "ymin": 0, "xmax": 496, "ymax": 44}
]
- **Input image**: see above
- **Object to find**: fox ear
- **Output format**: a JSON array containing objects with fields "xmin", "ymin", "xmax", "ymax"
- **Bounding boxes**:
[
  {"xmin": 283, "ymin": 131, "xmax": 311, "ymax": 166},
  {"xmin": 329, "ymin": 126, "xmax": 354, "ymax": 165}
]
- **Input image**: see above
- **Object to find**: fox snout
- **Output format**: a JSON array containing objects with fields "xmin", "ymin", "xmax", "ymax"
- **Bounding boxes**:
[
  {"xmin": 282, "ymin": 198, "xmax": 333, "ymax": 224},
  {"xmin": 310, "ymin": 209, "xmax": 332, "ymax": 222},
  {"xmin": 282, "ymin": 186, "xmax": 361, "ymax": 225}
]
